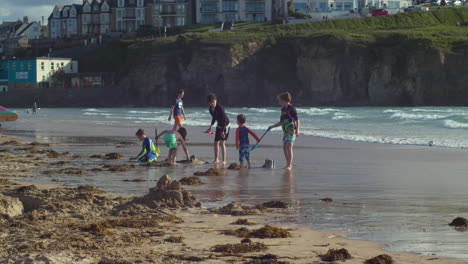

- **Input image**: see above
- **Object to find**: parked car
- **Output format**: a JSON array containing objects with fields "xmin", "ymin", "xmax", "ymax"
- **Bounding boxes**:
[
  {"xmin": 371, "ymin": 8, "xmax": 389, "ymax": 16},
  {"xmin": 404, "ymin": 5, "xmax": 423, "ymax": 11},
  {"xmin": 448, "ymin": 0, "xmax": 462, "ymax": 5},
  {"xmin": 431, "ymin": 0, "xmax": 440, "ymax": 5}
]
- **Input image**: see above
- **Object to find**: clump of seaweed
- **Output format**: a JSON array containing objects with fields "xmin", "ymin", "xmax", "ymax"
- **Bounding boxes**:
[
  {"xmin": 227, "ymin": 162, "xmax": 241, "ymax": 170},
  {"xmin": 232, "ymin": 218, "xmax": 256, "ymax": 226},
  {"xmin": 320, "ymin": 197, "xmax": 334, "ymax": 203},
  {"xmin": 449, "ymin": 217, "xmax": 468, "ymax": 227},
  {"xmin": 165, "ymin": 236, "xmax": 184, "ymax": 243},
  {"xmin": 211, "ymin": 241, "xmax": 268, "ymax": 254},
  {"xmin": 42, "ymin": 168, "xmax": 85, "ymax": 176},
  {"xmin": 210, "ymin": 202, "xmax": 260, "ymax": 216},
  {"xmin": 241, "ymin": 238, "xmax": 252, "ymax": 244},
  {"xmin": 164, "ymin": 254, "xmax": 205, "ymax": 262},
  {"xmin": 90, "ymin": 168, "xmax": 105, "ymax": 172},
  {"xmin": 320, "ymin": 248, "xmax": 352, "ymax": 262},
  {"xmin": 179, "ymin": 176, "xmax": 205, "ymax": 186},
  {"xmin": 81, "ymin": 223, "xmax": 113, "ymax": 236},
  {"xmin": 249, "ymin": 225, "xmax": 291, "ymax": 239},
  {"xmin": 104, "ymin": 164, "xmax": 135, "ymax": 172},
  {"xmin": 194, "ymin": 168, "xmax": 225, "ymax": 176},
  {"xmin": 365, "ymin": 254, "xmax": 394, "ymax": 264},
  {"xmin": 90, "ymin": 152, "xmax": 123, "ymax": 160},
  {"xmin": 123, "ymin": 178, "xmax": 147, "ymax": 182},
  {"xmin": 223, "ymin": 225, "xmax": 291, "ymax": 239},
  {"xmin": 260, "ymin": 201, "xmax": 290, "ymax": 209},
  {"xmin": 75, "ymin": 185, "xmax": 106, "ymax": 194},
  {"xmin": 50, "ymin": 161, "xmax": 70, "ymax": 166},
  {"xmin": 245, "ymin": 254, "xmax": 291, "ymax": 264},
  {"xmin": 0, "ymin": 140, "xmax": 22, "ymax": 146},
  {"xmin": 29, "ymin": 141, "xmax": 51, "ymax": 147}
]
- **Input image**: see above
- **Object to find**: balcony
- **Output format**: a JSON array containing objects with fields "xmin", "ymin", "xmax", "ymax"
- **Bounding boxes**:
[{"xmin": 122, "ymin": 15, "xmax": 137, "ymax": 20}]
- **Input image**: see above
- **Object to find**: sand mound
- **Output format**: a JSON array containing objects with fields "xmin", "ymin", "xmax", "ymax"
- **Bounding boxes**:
[
  {"xmin": 179, "ymin": 176, "xmax": 205, "ymax": 186},
  {"xmin": 194, "ymin": 168, "xmax": 225, "ymax": 176},
  {"xmin": 320, "ymin": 248, "xmax": 352, "ymax": 262},
  {"xmin": 0, "ymin": 193, "xmax": 23, "ymax": 218},
  {"xmin": 177, "ymin": 155, "xmax": 209, "ymax": 165},
  {"xmin": 449, "ymin": 217, "xmax": 468, "ymax": 227},
  {"xmin": 365, "ymin": 254, "xmax": 394, "ymax": 264},
  {"xmin": 116, "ymin": 175, "xmax": 201, "ymax": 211},
  {"xmin": 210, "ymin": 202, "xmax": 260, "ymax": 216}
]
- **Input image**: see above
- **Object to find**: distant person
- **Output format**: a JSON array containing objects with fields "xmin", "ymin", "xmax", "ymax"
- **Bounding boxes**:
[
  {"xmin": 235, "ymin": 114, "xmax": 260, "ymax": 169},
  {"xmin": 205, "ymin": 93, "xmax": 230, "ymax": 165},
  {"xmin": 156, "ymin": 127, "xmax": 190, "ymax": 164},
  {"xmin": 32, "ymin": 102, "xmax": 37, "ymax": 115},
  {"xmin": 132, "ymin": 129, "xmax": 157, "ymax": 162},
  {"xmin": 0, "ymin": 124, "xmax": 3, "ymax": 133},
  {"xmin": 268, "ymin": 92, "xmax": 300, "ymax": 170},
  {"xmin": 168, "ymin": 89, "xmax": 187, "ymax": 130}
]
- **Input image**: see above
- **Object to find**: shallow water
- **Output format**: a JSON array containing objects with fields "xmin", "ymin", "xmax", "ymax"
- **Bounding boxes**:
[{"xmin": 2, "ymin": 107, "xmax": 468, "ymax": 260}]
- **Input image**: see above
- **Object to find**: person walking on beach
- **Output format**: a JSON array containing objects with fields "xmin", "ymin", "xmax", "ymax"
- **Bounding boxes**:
[
  {"xmin": 268, "ymin": 92, "xmax": 300, "ymax": 170},
  {"xmin": 168, "ymin": 90, "xmax": 187, "ymax": 130},
  {"xmin": 206, "ymin": 93, "xmax": 230, "ymax": 164},
  {"xmin": 156, "ymin": 127, "xmax": 190, "ymax": 164},
  {"xmin": 235, "ymin": 114, "xmax": 260, "ymax": 169},
  {"xmin": 32, "ymin": 101, "xmax": 38, "ymax": 115}
]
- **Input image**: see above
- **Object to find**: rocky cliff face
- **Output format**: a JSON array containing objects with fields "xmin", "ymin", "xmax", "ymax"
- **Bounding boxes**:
[
  {"xmin": 111, "ymin": 35, "xmax": 468, "ymax": 107},
  {"xmin": 3, "ymin": 34, "xmax": 468, "ymax": 107}
]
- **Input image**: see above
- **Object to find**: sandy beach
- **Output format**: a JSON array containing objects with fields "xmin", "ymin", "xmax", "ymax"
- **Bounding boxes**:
[{"xmin": 1, "ymin": 133, "xmax": 467, "ymax": 264}]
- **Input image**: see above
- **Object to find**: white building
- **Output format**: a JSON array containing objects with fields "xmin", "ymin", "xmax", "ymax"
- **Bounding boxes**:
[
  {"xmin": 36, "ymin": 58, "xmax": 79, "ymax": 86},
  {"xmin": 15, "ymin": 21, "xmax": 42, "ymax": 40},
  {"xmin": 115, "ymin": 0, "xmax": 147, "ymax": 33},
  {"xmin": 196, "ymin": 0, "xmax": 272, "ymax": 24}
]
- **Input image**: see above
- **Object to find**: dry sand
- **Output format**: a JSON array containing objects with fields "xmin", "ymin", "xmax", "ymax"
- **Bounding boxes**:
[{"xmin": 0, "ymin": 134, "xmax": 466, "ymax": 264}]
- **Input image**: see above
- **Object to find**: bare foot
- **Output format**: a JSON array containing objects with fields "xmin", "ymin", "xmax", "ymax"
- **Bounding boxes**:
[
  {"xmin": 213, "ymin": 160, "xmax": 219, "ymax": 164},
  {"xmin": 284, "ymin": 166, "xmax": 292, "ymax": 170},
  {"xmin": 222, "ymin": 161, "xmax": 226, "ymax": 165}
]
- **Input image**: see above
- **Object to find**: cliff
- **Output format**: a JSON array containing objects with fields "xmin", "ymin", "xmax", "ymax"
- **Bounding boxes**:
[{"xmin": 3, "ymin": 9, "xmax": 468, "ymax": 107}]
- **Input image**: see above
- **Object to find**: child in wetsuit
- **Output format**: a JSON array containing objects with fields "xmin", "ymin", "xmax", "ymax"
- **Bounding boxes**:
[
  {"xmin": 205, "ymin": 93, "xmax": 230, "ymax": 164},
  {"xmin": 235, "ymin": 114, "xmax": 260, "ymax": 169},
  {"xmin": 133, "ymin": 129, "xmax": 157, "ymax": 162},
  {"xmin": 268, "ymin": 92, "xmax": 300, "ymax": 170},
  {"xmin": 156, "ymin": 127, "xmax": 190, "ymax": 164}
]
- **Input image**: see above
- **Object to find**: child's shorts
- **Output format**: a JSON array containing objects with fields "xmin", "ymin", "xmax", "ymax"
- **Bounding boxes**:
[
  {"xmin": 283, "ymin": 134, "xmax": 296, "ymax": 144},
  {"xmin": 239, "ymin": 145, "xmax": 250, "ymax": 162},
  {"xmin": 174, "ymin": 116, "xmax": 183, "ymax": 123}
]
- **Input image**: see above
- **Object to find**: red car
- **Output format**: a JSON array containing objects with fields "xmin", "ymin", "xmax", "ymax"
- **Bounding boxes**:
[{"xmin": 371, "ymin": 9, "xmax": 389, "ymax": 16}]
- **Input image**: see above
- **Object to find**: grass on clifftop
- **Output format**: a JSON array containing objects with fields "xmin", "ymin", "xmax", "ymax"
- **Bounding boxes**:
[{"xmin": 80, "ymin": 8, "xmax": 468, "ymax": 73}]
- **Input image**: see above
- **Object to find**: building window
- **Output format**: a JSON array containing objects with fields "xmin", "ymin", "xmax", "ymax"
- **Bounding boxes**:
[
  {"xmin": 201, "ymin": 14, "xmax": 217, "ymax": 23},
  {"xmin": 387, "ymin": 1, "xmax": 400, "ymax": 8},
  {"xmin": 246, "ymin": 13, "xmax": 264, "ymax": 21},
  {"xmin": 51, "ymin": 62, "xmax": 54, "ymax": 70},
  {"xmin": 20, "ymin": 62, "xmax": 24, "ymax": 71},
  {"xmin": 71, "ymin": 63, "xmax": 74, "ymax": 71},
  {"xmin": 137, "ymin": 0, "xmax": 144, "ymax": 6},
  {"xmin": 118, "ymin": 0, "xmax": 124, "ymax": 7},
  {"xmin": 245, "ymin": 2, "xmax": 265, "ymax": 12},
  {"xmin": 200, "ymin": 4, "xmax": 218, "ymax": 12},
  {"xmin": 137, "ymin": 9, "xmax": 143, "ymax": 18},
  {"xmin": 41, "ymin": 62, "xmax": 44, "ymax": 71},
  {"xmin": 223, "ymin": 1, "xmax": 238, "ymax": 12},
  {"xmin": 176, "ymin": 16, "xmax": 185, "ymax": 26},
  {"xmin": 293, "ymin": 3, "xmax": 307, "ymax": 13},
  {"xmin": 177, "ymin": 4, "xmax": 185, "ymax": 13},
  {"xmin": 224, "ymin": 12, "xmax": 237, "ymax": 21},
  {"xmin": 28, "ymin": 62, "xmax": 32, "ymax": 71},
  {"xmin": 154, "ymin": 4, "xmax": 162, "ymax": 13}
]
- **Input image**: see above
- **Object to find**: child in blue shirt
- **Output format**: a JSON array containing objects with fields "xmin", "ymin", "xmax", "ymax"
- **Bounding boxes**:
[
  {"xmin": 235, "ymin": 114, "xmax": 260, "ymax": 169},
  {"xmin": 133, "ymin": 129, "xmax": 157, "ymax": 162}
]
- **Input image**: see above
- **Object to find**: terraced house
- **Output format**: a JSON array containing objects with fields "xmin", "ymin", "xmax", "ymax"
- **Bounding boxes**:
[
  {"xmin": 196, "ymin": 0, "xmax": 272, "ymax": 24},
  {"xmin": 152, "ymin": 0, "xmax": 192, "ymax": 28}
]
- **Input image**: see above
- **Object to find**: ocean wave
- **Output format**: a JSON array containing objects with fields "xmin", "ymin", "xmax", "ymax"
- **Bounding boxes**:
[
  {"xmin": 382, "ymin": 109, "xmax": 400, "ymax": 114},
  {"xmin": 442, "ymin": 120, "xmax": 468, "ymax": 129},
  {"xmin": 83, "ymin": 112, "xmax": 113, "ymax": 116},
  {"xmin": 332, "ymin": 113, "xmax": 357, "ymax": 120},
  {"xmin": 127, "ymin": 110, "xmax": 158, "ymax": 114},
  {"xmin": 390, "ymin": 112, "xmax": 448, "ymax": 121},
  {"xmin": 242, "ymin": 108, "xmax": 277, "ymax": 113},
  {"xmin": 298, "ymin": 108, "xmax": 341, "ymax": 116},
  {"xmin": 82, "ymin": 108, "xmax": 108, "ymax": 112}
]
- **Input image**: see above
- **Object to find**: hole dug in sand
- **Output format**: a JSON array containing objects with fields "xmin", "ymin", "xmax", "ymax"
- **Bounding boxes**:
[
  {"xmin": 365, "ymin": 254, "xmax": 394, "ymax": 264},
  {"xmin": 320, "ymin": 248, "xmax": 352, "ymax": 262}
]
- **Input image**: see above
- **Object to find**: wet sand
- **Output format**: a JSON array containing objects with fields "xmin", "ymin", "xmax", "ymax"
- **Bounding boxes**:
[{"xmin": 1, "ymin": 134, "xmax": 467, "ymax": 264}]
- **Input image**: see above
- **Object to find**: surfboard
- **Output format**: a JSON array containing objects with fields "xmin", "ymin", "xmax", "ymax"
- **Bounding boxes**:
[{"xmin": 0, "ymin": 106, "xmax": 19, "ymax": 122}]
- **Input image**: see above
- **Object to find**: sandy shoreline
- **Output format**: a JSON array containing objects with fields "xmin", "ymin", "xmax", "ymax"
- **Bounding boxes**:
[{"xmin": 0, "ymin": 134, "xmax": 466, "ymax": 264}]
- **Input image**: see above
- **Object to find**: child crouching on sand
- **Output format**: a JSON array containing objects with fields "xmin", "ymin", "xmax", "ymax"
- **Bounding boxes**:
[
  {"xmin": 268, "ymin": 92, "xmax": 300, "ymax": 170},
  {"xmin": 133, "ymin": 129, "xmax": 157, "ymax": 162},
  {"xmin": 235, "ymin": 114, "xmax": 260, "ymax": 169},
  {"xmin": 156, "ymin": 128, "xmax": 190, "ymax": 164}
]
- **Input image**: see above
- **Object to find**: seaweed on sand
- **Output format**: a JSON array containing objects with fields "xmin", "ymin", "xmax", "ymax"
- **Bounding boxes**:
[
  {"xmin": 90, "ymin": 152, "xmax": 123, "ymax": 160},
  {"xmin": 245, "ymin": 254, "xmax": 291, "ymax": 264},
  {"xmin": 211, "ymin": 240, "xmax": 268, "ymax": 254},
  {"xmin": 123, "ymin": 178, "xmax": 147, "ymax": 182},
  {"xmin": 365, "ymin": 254, "xmax": 394, "ymax": 264},
  {"xmin": 104, "ymin": 164, "xmax": 135, "ymax": 172},
  {"xmin": 231, "ymin": 218, "xmax": 256, "ymax": 225},
  {"xmin": 449, "ymin": 217, "xmax": 468, "ymax": 227},
  {"xmin": 194, "ymin": 168, "xmax": 225, "ymax": 176},
  {"xmin": 320, "ymin": 248, "xmax": 352, "ymax": 262},
  {"xmin": 259, "ymin": 201, "xmax": 290, "ymax": 209},
  {"xmin": 75, "ymin": 185, "xmax": 106, "ymax": 194},
  {"xmin": 165, "ymin": 236, "xmax": 184, "ymax": 243},
  {"xmin": 223, "ymin": 225, "xmax": 291, "ymax": 239},
  {"xmin": 179, "ymin": 176, "xmax": 205, "ymax": 186},
  {"xmin": 227, "ymin": 162, "xmax": 241, "ymax": 170}
]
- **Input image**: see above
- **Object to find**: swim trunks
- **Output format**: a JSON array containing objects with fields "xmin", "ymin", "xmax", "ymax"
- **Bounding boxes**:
[
  {"xmin": 239, "ymin": 145, "xmax": 250, "ymax": 162},
  {"xmin": 283, "ymin": 134, "xmax": 296, "ymax": 144},
  {"xmin": 164, "ymin": 133, "xmax": 178, "ymax": 149}
]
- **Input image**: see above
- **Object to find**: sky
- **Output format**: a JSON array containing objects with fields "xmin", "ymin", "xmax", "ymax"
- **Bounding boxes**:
[{"xmin": 0, "ymin": 0, "xmax": 77, "ymax": 24}]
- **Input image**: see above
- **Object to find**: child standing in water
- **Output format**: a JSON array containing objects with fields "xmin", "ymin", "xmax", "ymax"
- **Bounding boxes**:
[
  {"xmin": 235, "ymin": 114, "xmax": 260, "ymax": 169},
  {"xmin": 168, "ymin": 90, "xmax": 187, "ymax": 130},
  {"xmin": 156, "ymin": 127, "xmax": 190, "ymax": 164},
  {"xmin": 268, "ymin": 92, "xmax": 300, "ymax": 170},
  {"xmin": 133, "ymin": 129, "xmax": 158, "ymax": 162},
  {"xmin": 206, "ymin": 93, "xmax": 230, "ymax": 164}
]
